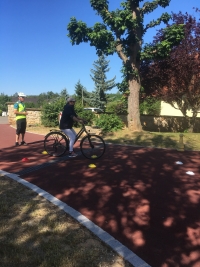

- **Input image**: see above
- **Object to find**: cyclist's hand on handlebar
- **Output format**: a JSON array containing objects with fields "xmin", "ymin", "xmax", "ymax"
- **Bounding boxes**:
[{"xmin": 79, "ymin": 119, "xmax": 85, "ymax": 124}]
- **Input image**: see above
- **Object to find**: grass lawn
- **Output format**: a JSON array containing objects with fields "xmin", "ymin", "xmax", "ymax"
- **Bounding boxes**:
[
  {"xmin": 103, "ymin": 130, "xmax": 200, "ymax": 151},
  {"xmin": 26, "ymin": 124, "xmax": 200, "ymax": 151}
]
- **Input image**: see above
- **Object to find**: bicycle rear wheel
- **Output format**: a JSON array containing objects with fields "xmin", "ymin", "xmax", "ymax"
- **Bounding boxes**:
[
  {"xmin": 80, "ymin": 134, "xmax": 105, "ymax": 159},
  {"xmin": 44, "ymin": 131, "xmax": 68, "ymax": 157}
]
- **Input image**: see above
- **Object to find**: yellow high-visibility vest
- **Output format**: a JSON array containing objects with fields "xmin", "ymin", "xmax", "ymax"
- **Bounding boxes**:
[{"xmin": 15, "ymin": 102, "xmax": 26, "ymax": 120}]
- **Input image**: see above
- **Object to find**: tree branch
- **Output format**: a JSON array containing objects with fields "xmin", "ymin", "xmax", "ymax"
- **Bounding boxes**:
[
  {"xmin": 141, "ymin": 0, "xmax": 170, "ymax": 15},
  {"xmin": 116, "ymin": 39, "xmax": 128, "ymax": 63},
  {"xmin": 144, "ymin": 13, "xmax": 171, "ymax": 32}
]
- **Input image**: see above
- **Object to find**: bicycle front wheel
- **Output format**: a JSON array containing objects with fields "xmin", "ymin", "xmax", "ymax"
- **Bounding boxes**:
[
  {"xmin": 80, "ymin": 134, "xmax": 106, "ymax": 159},
  {"xmin": 44, "ymin": 131, "xmax": 68, "ymax": 157}
]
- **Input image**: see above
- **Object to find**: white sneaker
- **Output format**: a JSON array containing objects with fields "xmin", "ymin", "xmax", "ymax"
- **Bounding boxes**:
[{"xmin": 68, "ymin": 151, "xmax": 78, "ymax": 158}]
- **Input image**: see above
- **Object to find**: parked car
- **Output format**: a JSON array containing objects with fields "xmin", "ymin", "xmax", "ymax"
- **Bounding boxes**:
[{"xmin": 84, "ymin": 108, "xmax": 104, "ymax": 113}]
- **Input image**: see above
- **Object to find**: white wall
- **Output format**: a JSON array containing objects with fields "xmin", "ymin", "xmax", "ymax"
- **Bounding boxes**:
[{"xmin": 160, "ymin": 101, "xmax": 200, "ymax": 117}]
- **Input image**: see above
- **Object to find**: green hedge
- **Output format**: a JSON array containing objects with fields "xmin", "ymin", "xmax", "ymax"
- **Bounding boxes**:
[{"xmin": 94, "ymin": 114, "xmax": 124, "ymax": 132}]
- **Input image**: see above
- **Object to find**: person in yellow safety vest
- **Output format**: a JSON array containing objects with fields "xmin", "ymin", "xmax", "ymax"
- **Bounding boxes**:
[{"xmin": 13, "ymin": 92, "xmax": 28, "ymax": 146}]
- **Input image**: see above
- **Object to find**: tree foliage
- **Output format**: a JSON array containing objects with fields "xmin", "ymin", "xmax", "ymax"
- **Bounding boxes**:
[
  {"xmin": 0, "ymin": 93, "xmax": 11, "ymax": 112},
  {"xmin": 94, "ymin": 113, "xmax": 124, "ymax": 132},
  {"xmin": 74, "ymin": 80, "xmax": 90, "ymax": 106},
  {"xmin": 41, "ymin": 89, "xmax": 69, "ymax": 126},
  {"xmin": 41, "ymin": 97, "xmax": 66, "ymax": 127},
  {"xmin": 60, "ymin": 88, "xmax": 69, "ymax": 99},
  {"xmin": 67, "ymin": 0, "xmax": 183, "ymax": 131},
  {"xmin": 141, "ymin": 11, "xmax": 200, "ymax": 131},
  {"xmin": 140, "ymin": 97, "xmax": 161, "ymax": 115},
  {"xmin": 106, "ymin": 100, "xmax": 128, "ymax": 114},
  {"xmin": 90, "ymin": 54, "xmax": 116, "ymax": 109},
  {"xmin": 37, "ymin": 91, "xmax": 60, "ymax": 107},
  {"xmin": 90, "ymin": 54, "xmax": 116, "ymax": 92}
]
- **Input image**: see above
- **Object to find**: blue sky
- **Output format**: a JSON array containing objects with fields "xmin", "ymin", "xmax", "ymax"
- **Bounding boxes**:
[{"xmin": 0, "ymin": 0, "xmax": 199, "ymax": 96}]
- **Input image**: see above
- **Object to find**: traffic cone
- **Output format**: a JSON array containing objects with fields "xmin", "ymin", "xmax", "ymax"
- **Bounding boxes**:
[{"xmin": 22, "ymin": 157, "xmax": 29, "ymax": 162}]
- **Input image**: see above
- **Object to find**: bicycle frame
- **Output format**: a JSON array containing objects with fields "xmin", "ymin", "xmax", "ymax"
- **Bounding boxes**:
[
  {"xmin": 73, "ymin": 124, "xmax": 88, "ymax": 144},
  {"xmin": 73, "ymin": 124, "xmax": 93, "ymax": 148}
]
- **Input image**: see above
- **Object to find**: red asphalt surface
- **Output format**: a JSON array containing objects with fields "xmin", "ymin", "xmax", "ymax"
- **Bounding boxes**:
[{"xmin": 0, "ymin": 121, "xmax": 200, "ymax": 267}]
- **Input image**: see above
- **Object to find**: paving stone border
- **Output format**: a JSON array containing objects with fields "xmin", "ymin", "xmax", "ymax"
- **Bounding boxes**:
[{"xmin": 0, "ymin": 169, "xmax": 151, "ymax": 267}]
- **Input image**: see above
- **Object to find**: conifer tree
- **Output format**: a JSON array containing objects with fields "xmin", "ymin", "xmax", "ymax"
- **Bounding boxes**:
[
  {"xmin": 75, "ymin": 80, "xmax": 89, "ymax": 106},
  {"xmin": 60, "ymin": 88, "xmax": 69, "ymax": 99},
  {"xmin": 90, "ymin": 54, "xmax": 116, "ymax": 109}
]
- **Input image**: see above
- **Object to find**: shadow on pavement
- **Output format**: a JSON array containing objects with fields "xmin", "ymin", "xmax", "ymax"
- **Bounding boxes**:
[{"xmin": 14, "ymin": 145, "xmax": 200, "ymax": 267}]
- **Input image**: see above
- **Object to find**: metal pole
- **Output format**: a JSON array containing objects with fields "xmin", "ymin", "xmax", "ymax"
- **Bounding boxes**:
[{"xmin": 82, "ymin": 87, "xmax": 83, "ymax": 106}]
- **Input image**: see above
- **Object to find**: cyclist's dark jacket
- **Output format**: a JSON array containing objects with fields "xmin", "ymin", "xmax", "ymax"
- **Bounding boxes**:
[{"xmin": 59, "ymin": 103, "xmax": 77, "ymax": 129}]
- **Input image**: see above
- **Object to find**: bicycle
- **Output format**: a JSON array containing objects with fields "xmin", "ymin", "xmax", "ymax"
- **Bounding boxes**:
[{"xmin": 44, "ymin": 124, "xmax": 106, "ymax": 159}]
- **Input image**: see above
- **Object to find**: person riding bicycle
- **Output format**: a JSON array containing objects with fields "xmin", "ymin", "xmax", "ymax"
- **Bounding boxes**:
[{"xmin": 59, "ymin": 97, "xmax": 85, "ymax": 158}]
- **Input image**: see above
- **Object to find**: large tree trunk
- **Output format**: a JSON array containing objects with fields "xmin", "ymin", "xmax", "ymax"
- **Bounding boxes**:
[
  {"xmin": 128, "ymin": 79, "xmax": 142, "ymax": 131},
  {"xmin": 188, "ymin": 113, "xmax": 197, "ymax": 133}
]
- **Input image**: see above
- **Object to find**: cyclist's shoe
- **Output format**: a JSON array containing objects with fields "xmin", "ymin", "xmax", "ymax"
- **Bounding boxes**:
[
  {"xmin": 15, "ymin": 142, "xmax": 19, "ymax": 146},
  {"xmin": 68, "ymin": 151, "xmax": 78, "ymax": 158},
  {"xmin": 21, "ymin": 141, "xmax": 28, "ymax": 146}
]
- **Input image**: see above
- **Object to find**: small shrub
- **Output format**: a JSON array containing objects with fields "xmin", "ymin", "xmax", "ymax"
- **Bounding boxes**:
[
  {"xmin": 25, "ymin": 102, "xmax": 38, "ymax": 108},
  {"xmin": 140, "ymin": 98, "xmax": 161, "ymax": 116},
  {"xmin": 115, "ymin": 101, "xmax": 128, "ymax": 114},
  {"xmin": 106, "ymin": 101, "xmax": 128, "ymax": 114},
  {"xmin": 73, "ymin": 100, "xmax": 95, "ymax": 126},
  {"xmin": 106, "ymin": 101, "xmax": 118, "ymax": 113},
  {"xmin": 94, "ymin": 114, "xmax": 124, "ymax": 132},
  {"xmin": 41, "ymin": 98, "xmax": 66, "ymax": 127},
  {"xmin": 74, "ymin": 110, "xmax": 95, "ymax": 127},
  {"xmin": 74, "ymin": 99, "xmax": 84, "ymax": 114}
]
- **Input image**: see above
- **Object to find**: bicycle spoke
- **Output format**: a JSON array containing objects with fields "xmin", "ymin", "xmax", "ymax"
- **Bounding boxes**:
[
  {"xmin": 80, "ymin": 135, "xmax": 105, "ymax": 159},
  {"xmin": 44, "ymin": 132, "xmax": 68, "ymax": 157}
]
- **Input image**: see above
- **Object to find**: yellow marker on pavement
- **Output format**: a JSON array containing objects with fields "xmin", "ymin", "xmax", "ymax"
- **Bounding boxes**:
[{"xmin": 89, "ymin": 164, "xmax": 96, "ymax": 168}]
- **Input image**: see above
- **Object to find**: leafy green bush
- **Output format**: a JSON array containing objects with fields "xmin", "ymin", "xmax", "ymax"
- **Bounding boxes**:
[
  {"xmin": 94, "ymin": 114, "xmax": 124, "ymax": 132},
  {"xmin": 25, "ymin": 102, "xmax": 37, "ymax": 108},
  {"xmin": 73, "ymin": 99, "xmax": 95, "ymax": 126},
  {"xmin": 0, "ymin": 110, "xmax": 2, "ymax": 116},
  {"xmin": 80, "ymin": 110, "xmax": 95, "ymax": 125},
  {"xmin": 74, "ymin": 99, "xmax": 84, "ymax": 114},
  {"xmin": 41, "ymin": 98, "xmax": 66, "ymax": 127},
  {"xmin": 140, "ymin": 98, "xmax": 161, "ymax": 116},
  {"xmin": 115, "ymin": 101, "xmax": 128, "ymax": 114},
  {"xmin": 106, "ymin": 101, "xmax": 128, "ymax": 114},
  {"xmin": 105, "ymin": 101, "xmax": 118, "ymax": 113},
  {"xmin": 74, "ymin": 110, "xmax": 95, "ymax": 127}
]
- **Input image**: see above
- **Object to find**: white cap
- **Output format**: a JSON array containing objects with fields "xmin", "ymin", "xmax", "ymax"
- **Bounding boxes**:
[
  {"xmin": 18, "ymin": 92, "xmax": 26, "ymax": 97},
  {"xmin": 66, "ymin": 97, "xmax": 76, "ymax": 103}
]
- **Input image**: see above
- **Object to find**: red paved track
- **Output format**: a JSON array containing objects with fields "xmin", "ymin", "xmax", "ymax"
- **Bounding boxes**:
[{"xmin": 1, "ymin": 122, "xmax": 200, "ymax": 267}]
